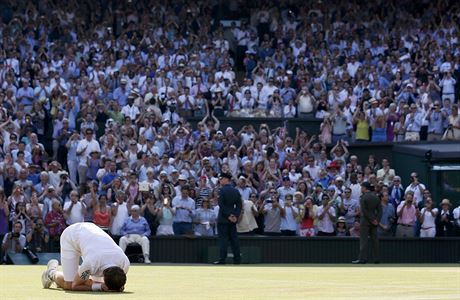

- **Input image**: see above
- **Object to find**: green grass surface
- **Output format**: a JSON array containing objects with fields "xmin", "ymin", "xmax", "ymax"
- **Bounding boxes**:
[{"xmin": 1, "ymin": 264, "xmax": 459, "ymax": 299}]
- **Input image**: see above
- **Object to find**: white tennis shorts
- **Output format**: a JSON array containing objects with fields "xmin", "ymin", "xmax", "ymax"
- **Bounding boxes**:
[{"xmin": 60, "ymin": 225, "xmax": 81, "ymax": 282}]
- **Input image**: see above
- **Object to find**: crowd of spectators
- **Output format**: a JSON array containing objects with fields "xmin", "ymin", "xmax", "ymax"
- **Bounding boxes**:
[{"xmin": 1, "ymin": 0, "xmax": 460, "ymax": 261}]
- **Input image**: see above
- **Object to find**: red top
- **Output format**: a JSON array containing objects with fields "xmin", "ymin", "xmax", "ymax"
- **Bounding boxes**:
[
  {"xmin": 94, "ymin": 209, "xmax": 110, "ymax": 228},
  {"xmin": 300, "ymin": 216, "xmax": 314, "ymax": 229}
]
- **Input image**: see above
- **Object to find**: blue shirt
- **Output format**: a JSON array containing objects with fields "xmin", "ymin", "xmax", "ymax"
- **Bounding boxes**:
[
  {"xmin": 380, "ymin": 203, "xmax": 395, "ymax": 228},
  {"xmin": 404, "ymin": 112, "xmax": 423, "ymax": 132},
  {"xmin": 172, "ymin": 196, "xmax": 195, "ymax": 223},
  {"xmin": 113, "ymin": 87, "xmax": 128, "ymax": 107},
  {"xmin": 67, "ymin": 140, "xmax": 79, "ymax": 162},
  {"xmin": 101, "ymin": 172, "xmax": 117, "ymax": 188},
  {"xmin": 120, "ymin": 216, "xmax": 151, "ymax": 236},
  {"xmin": 427, "ymin": 111, "xmax": 445, "ymax": 134}
]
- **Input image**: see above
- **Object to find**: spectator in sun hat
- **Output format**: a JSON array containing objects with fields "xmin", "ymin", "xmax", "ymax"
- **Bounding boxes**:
[
  {"xmin": 436, "ymin": 199, "xmax": 454, "ymax": 237},
  {"xmin": 336, "ymin": 216, "xmax": 348, "ymax": 237},
  {"xmin": 193, "ymin": 198, "xmax": 216, "ymax": 236},
  {"xmin": 174, "ymin": 174, "xmax": 189, "ymax": 195},
  {"xmin": 236, "ymin": 176, "xmax": 253, "ymax": 201}
]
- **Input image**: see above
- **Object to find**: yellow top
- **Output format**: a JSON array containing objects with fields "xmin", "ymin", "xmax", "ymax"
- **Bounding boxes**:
[{"xmin": 356, "ymin": 120, "xmax": 369, "ymax": 140}]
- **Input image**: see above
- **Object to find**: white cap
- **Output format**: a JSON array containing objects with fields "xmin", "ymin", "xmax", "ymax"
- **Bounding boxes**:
[{"xmin": 145, "ymin": 92, "xmax": 154, "ymax": 102}]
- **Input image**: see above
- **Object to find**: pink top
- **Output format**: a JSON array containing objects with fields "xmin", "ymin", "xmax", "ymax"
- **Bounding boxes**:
[{"xmin": 397, "ymin": 201, "xmax": 417, "ymax": 226}]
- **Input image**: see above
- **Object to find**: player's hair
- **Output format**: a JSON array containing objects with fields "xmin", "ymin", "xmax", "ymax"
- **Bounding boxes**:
[{"xmin": 103, "ymin": 266, "xmax": 126, "ymax": 292}]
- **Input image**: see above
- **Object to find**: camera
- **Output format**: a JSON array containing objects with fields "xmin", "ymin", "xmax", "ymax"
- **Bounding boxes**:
[
  {"xmin": 23, "ymin": 247, "xmax": 39, "ymax": 264},
  {"xmin": 12, "ymin": 232, "xmax": 20, "ymax": 238}
]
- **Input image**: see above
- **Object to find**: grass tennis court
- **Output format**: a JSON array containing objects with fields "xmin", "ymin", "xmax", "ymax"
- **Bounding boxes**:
[{"xmin": 1, "ymin": 264, "xmax": 459, "ymax": 299}]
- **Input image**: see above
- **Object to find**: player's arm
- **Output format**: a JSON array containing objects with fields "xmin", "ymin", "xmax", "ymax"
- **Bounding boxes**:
[{"xmin": 71, "ymin": 271, "xmax": 93, "ymax": 291}]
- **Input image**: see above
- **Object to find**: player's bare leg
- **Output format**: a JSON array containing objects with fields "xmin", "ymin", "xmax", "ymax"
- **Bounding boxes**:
[
  {"xmin": 42, "ymin": 259, "xmax": 72, "ymax": 290},
  {"xmin": 52, "ymin": 271, "xmax": 72, "ymax": 290}
]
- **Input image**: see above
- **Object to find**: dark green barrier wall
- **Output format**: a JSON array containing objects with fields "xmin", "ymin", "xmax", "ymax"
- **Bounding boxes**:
[{"xmin": 148, "ymin": 237, "xmax": 460, "ymax": 264}]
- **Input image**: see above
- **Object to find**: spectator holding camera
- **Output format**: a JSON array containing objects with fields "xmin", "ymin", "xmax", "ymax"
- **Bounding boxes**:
[
  {"xmin": 443, "ymin": 104, "xmax": 460, "ymax": 140},
  {"xmin": 298, "ymin": 197, "xmax": 317, "ymax": 237},
  {"xmin": 56, "ymin": 171, "xmax": 77, "ymax": 201},
  {"xmin": 44, "ymin": 200, "xmax": 66, "ymax": 246},
  {"xmin": 280, "ymin": 194, "xmax": 298, "ymax": 236},
  {"xmin": 172, "ymin": 185, "xmax": 195, "ymax": 235},
  {"xmin": 261, "ymin": 192, "xmax": 283, "ymax": 236},
  {"xmin": 40, "ymin": 186, "xmax": 63, "ymax": 220},
  {"xmin": 156, "ymin": 197, "xmax": 175, "ymax": 236},
  {"xmin": 425, "ymin": 101, "xmax": 447, "ymax": 141},
  {"xmin": 140, "ymin": 195, "xmax": 160, "ymax": 235},
  {"xmin": 237, "ymin": 193, "xmax": 259, "ymax": 235},
  {"xmin": 404, "ymin": 104, "xmax": 423, "ymax": 141},
  {"xmin": 419, "ymin": 198, "xmax": 438, "ymax": 238},
  {"xmin": 405, "ymin": 172, "xmax": 426, "ymax": 205},
  {"xmin": 12, "ymin": 202, "xmax": 31, "ymax": 235},
  {"xmin": 26, "ymin": 218, "xmax": 49, "ymax": 253},
  {"xmin": 396, "ymin": 191, "xmax": 420, "ymax": 237},
  {"xmin": 2, "ymin": 221, "xmax": 26, "ymax": 262},
  {"xmin": 338, "ymin": 187, "xmax": 360, "ymax": 228}
]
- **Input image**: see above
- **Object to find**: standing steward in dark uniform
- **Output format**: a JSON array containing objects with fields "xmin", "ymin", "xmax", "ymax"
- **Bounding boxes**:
[
  {"xmin": 353, "ymin": 182, "xmax": 382, "ymax": 264},
  {"xmin": 214, "ymin": 173, "xmax": 242, "ymax": 265}
]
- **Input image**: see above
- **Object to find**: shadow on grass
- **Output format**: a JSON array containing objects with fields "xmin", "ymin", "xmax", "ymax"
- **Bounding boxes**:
[
  {"xmin": 47, "ymin": 288, "xmax": 134, "ymax": 295},
  {"xmin": 143, "ymin": 263, "xmax": 460, "ymax": 268},
  {"xmin": 65, "ymin": 291, "xmax": 135, "ymax": 295}
]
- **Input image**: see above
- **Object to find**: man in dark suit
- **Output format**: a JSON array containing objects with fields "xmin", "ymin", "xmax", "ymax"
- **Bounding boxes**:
[
  {"xmin": 353, "ymin": 182, "xmax": 382, "ymax": 264},
  {"xmin": 214, "ymin": 173, "xmax": 242, "ymax": 265},
  {"xmin": 388, "ymin": 176, "xmax": 404, "ymax": 209}
]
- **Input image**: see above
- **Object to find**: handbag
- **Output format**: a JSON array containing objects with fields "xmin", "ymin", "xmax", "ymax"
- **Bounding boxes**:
[{"xmin": 441, "ymin": 126, "xmax": 454, "ymax": 140}]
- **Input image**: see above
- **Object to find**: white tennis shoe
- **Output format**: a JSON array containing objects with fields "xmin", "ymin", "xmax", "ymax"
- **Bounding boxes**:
[{"xmin": 42, "ymin": 259, "xmax": 59, "ymax": 288}]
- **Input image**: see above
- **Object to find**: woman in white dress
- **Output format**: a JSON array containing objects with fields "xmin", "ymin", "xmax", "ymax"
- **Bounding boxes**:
[
  {"xmin": 419, "ymin": 198, "xmax": 438, "ymax": 238},
  {"xmin": 110, "ymin": 191, "xmax": 129, "ymax": 236}
]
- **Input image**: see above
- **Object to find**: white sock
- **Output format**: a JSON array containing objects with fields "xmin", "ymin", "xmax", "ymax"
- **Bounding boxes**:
[{"xmin": 49, "ymin": 269, "xmax": 56, "ymax": 281}]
